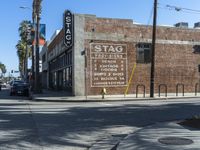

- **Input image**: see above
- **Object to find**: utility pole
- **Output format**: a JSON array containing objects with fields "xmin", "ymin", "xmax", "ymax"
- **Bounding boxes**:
[
  {"xmin": 33, "ymin": 0, "xmax": 42, "ymax": 93},
  {"xmin": 31, "ymin": 10, "xmax": 35, "ymax": 91},
  {"xmin": 35, "ymin": 12, "xmax": 40, "ymax": 92},
  {"xmin": 150, "ymin": 0, "xmax": 157, "ymax": 97}
]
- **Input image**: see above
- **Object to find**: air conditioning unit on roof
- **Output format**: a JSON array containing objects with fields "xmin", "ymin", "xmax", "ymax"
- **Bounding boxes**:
[
  {"xmin": 174, "ymin": 22, "xmax": 188, "ymax": 28},
  {"xmin": 194, "ymin": 22, "xmax": 200, "ymax": 29}
]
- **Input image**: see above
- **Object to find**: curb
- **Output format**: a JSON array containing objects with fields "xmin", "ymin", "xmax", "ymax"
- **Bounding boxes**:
[{"xmin": 31, "ymin": 95, "xmax": 200, "ymax": 103}]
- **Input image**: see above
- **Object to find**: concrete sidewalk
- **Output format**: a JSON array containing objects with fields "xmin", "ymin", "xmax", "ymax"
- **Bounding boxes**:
[
  {"xmin": 32, "ymin": 90, "xmax": 200, "ymax": 102},
  {"xmin": 117, "ymin": 121, "xmax": 200, "ymax": 150}
]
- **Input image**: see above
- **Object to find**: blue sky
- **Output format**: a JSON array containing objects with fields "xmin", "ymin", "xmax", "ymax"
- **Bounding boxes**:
[{"xmin": 0, "ymin": 0, "xmax": 200, "ymax": 76}]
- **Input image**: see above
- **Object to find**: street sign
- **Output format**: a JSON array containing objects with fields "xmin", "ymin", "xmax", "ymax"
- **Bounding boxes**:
[{"xmin": 63, "ymin": 10, "xmax": 74, "ymax": 48}]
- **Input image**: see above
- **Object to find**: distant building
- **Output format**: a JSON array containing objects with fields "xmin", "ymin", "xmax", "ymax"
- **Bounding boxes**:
[
  {"xmin": 44, "ymin": 11, "xmax": 200, "ymax": 96},
  {"xmin": 40, "ymin": 42, "xmax": 48, "ymax": 89}
]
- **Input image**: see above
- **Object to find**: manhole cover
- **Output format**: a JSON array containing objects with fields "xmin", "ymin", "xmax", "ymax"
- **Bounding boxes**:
[{"xmin": 158, "ymin": 137, "xmax": 193, "ymax": 145}]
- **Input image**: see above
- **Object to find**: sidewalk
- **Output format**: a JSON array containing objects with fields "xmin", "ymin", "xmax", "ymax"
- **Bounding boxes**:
[
  {"xmin": 31, "ymin": 90, "xmax": 200, "ymax": 102},
  {"xmin": 117, "ymin": 121, "xmax": 200, "ymax": 150}
]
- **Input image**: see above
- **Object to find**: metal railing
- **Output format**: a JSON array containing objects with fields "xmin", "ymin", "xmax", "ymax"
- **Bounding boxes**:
[
  {"xmin": 136, "ymin": 84, "xmax": 145, "ymax": 98},
  {"xmin": 158, "ymin": 84, "xmax": 167, "ymax": 97},
  {"xmin": 176, "ymin": 83, "xmax": 184, "ymax": 96},
  {"xmin": 133, "ymin": 83, "xmax": 200, "ymax": 98},
  {"xmin": 195, "ymin": 83, "xmax": 199, "ymax": 96}
]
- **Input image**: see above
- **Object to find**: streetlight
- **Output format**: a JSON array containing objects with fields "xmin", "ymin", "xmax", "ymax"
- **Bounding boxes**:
[{"xmin": 19, "ymin": 6, "xmax": 31, "ymax": 10}]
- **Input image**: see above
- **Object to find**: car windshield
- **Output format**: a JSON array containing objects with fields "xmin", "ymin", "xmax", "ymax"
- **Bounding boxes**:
[
  {"xmin": 12, "ymin": 81, "xmax": 25, "ymax": 85},
  {"xmin": 15, "ymin": 81, "xmax": 24, "ymax": 83}
]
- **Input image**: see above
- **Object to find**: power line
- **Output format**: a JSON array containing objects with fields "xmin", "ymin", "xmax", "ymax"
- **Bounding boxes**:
[
  {"xmin": 166, "ymin": 4, "xmax": 200, "ymax": 13},
  {"xmin": 158, "ymin": 6, "xmax": 200, "ymax": 15},
  {"xmin": 147, "ymin": 6, "xmax": 154, "ymax": 25},
  {"xmin": 158, "ymin": 3, "xmax": 200, "ymax": 15}
]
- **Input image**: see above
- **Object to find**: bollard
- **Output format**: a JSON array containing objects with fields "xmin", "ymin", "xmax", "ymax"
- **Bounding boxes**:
[{"xmin": 101, "ymin": 88, "xmax": 107, "ymax": 99}]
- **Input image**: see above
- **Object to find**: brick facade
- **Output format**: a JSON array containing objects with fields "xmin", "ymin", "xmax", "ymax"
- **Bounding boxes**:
[
  {"xmin": 83, "ymin": 15, "xmax": 200, "ymax": 95},
  {"xmin": 47, "ymin": 13, "xmax": 200, "ymax": 96}
]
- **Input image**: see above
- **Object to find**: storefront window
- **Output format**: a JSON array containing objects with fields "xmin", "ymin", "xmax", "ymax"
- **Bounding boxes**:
[
  {"xmin": 52, "ymin": 72, "xmax": 57, "ymax": 89},
  {"xmin": 63, "ymin": 69, "xmax": 66, "ymax": 88},
  {"xmin": 69, "ymin": 66, "xmax": 72, "ymax": 87}
]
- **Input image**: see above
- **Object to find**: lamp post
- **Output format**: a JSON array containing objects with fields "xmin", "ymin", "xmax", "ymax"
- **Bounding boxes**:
[
  {"xmin": 33, "ymin": 0, "xmax": 42, "ymax": 93},
  {"xmin": 19, "ymin": 6, "xmax": 31, "ymax": 10}
]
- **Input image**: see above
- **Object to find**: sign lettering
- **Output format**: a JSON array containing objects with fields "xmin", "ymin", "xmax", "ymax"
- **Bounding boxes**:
[
  {"xmin": 63, "ymin": 10, "xmax": 73, "ymax": 48},
  {"xmin": 90, "ymin": 43, "xmax": 128, "ymax": 87}
]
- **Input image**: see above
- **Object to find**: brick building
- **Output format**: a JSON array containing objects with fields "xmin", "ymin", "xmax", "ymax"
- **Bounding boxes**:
[{"xmin": 47, "ymin": 12, "xmax": 200, "ymax": 96}]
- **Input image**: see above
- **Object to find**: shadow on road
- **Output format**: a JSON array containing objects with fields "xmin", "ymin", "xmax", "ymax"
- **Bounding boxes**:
[{"xmin": 0, "ymin": 90, "xmax": 200, "ymax": 149}]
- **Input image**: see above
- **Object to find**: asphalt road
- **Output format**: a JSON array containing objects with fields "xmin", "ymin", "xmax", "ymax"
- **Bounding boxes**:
[{"xmin": 0, "ymin": 88, "xmax": 200, "ymax": 150}]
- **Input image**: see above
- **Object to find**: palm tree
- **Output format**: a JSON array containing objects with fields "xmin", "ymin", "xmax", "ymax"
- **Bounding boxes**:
[
  {"xmin": 16, "ymin": 40, "xmax": 26, "ymax": 75},
  {"xmin": 19, "ymin": 20, "xmax": 32, "ymax": 42},
  {"xmin": 0, "ymin": 62, "xmax": 6, "ymax": 77},
  {"xmin": 16, "ymin": 20, "xmax": 32, "ymax": 77}
]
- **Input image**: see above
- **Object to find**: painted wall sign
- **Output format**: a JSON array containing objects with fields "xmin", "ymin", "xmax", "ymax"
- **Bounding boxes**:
[
  {"xmin": 63, "ymin": 10, "xmax": 74, "ymax": 48},
  {"xmin": 90, "ymin": 43, "xmax": 128, "ymax": 87}
]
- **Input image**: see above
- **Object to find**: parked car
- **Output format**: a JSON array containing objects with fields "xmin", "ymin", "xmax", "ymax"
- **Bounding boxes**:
[
  {"xmin": 1, "ymin": 82, "xmax": 6, "ymax": 88},
  {"xmin": 10, "ymin": 80, "xmax": 30, "ymax": 96},
  {"xmin": 0, "ymin": 81, "xmax": 4, "ymax": 91}
]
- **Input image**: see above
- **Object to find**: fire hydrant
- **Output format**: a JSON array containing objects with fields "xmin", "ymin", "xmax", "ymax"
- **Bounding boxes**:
[{"xmin": 101, "ymin": 88, "xmax": 107, "ymax": 99}]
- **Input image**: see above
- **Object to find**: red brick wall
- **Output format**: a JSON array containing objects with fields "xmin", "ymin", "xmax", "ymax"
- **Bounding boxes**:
[{"xmin": 84, "ymin": 16, "xmax": 200, "ymax": 95}]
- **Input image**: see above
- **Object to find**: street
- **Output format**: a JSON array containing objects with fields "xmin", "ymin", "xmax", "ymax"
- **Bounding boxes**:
[{"xmin": 0, "ymin": 88, "xmax": 200, "ymax": 149}]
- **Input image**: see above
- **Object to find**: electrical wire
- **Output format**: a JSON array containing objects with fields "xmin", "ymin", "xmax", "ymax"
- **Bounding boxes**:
[
  {"xmin": 166, "ymin": 4, "xmax": 200, "ymax": 13},
  {"xmin": 158, "ymin": 3, "xmax": 200, "ymax": 15},
  {"xmin": 147, "ymin": 6, "xmax": 154, "ymax": 25}
]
